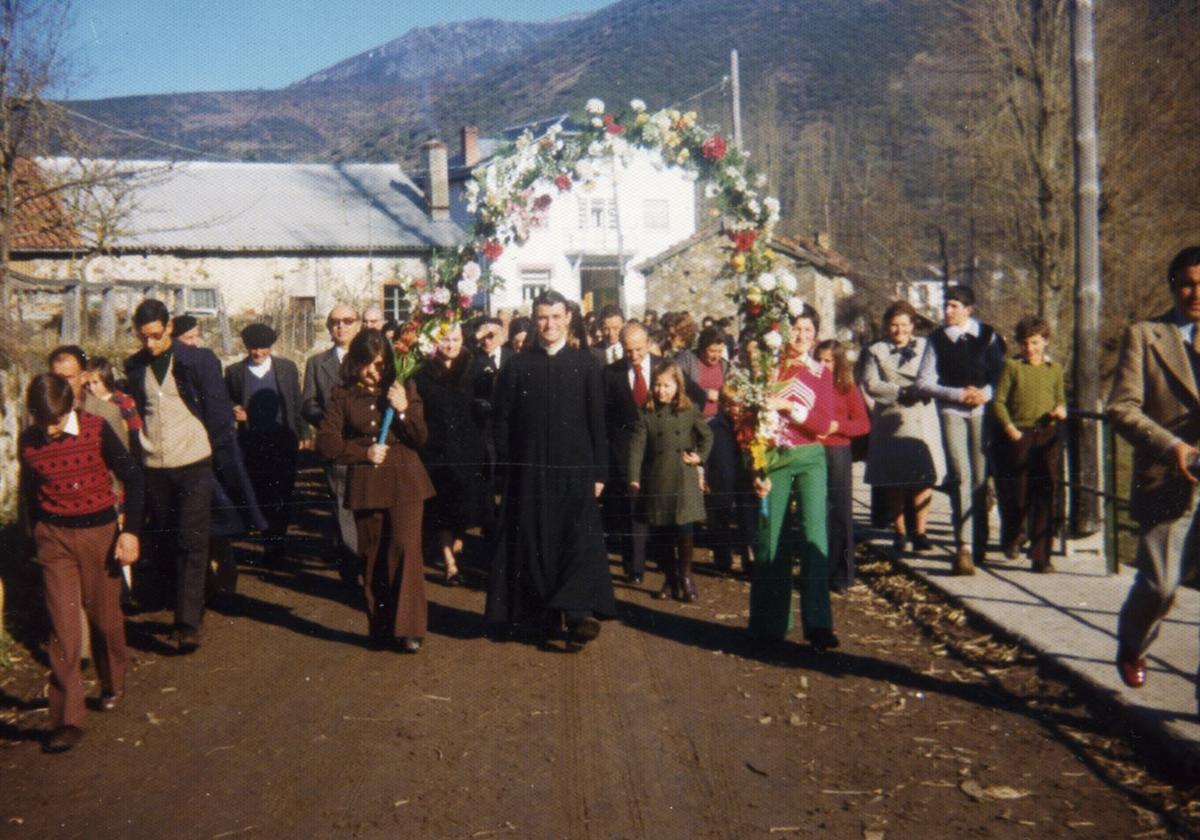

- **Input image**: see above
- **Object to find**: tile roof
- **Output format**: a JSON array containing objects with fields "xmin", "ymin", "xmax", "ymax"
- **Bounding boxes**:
[{"xmin": 10, "ymin": 158, "xmax": 82, "ymax": 251}]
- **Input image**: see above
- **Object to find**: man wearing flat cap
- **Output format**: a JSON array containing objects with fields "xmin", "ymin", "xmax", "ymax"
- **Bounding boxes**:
[{"xmin": 225, "ymin": 323, "xmax": 308, "ymax": 565}]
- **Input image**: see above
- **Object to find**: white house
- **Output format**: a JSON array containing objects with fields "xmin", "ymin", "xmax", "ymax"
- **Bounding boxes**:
[
  {"xmin": 444, "ymin": 123, "xmax": 698, "ymax": 316},
  {"xmin": 22, "ymin": 155, "xmax": 463, "ymax": 348}
]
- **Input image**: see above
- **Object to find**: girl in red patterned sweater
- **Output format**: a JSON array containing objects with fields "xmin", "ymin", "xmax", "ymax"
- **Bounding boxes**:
[{"xmin": 18, "ymin": 373, "xmax": 143, "ymax": 753}]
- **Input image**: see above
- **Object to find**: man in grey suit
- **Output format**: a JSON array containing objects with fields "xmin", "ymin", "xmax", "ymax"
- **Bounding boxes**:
[
  {"xmin": 302, "ymin": 303, "xmax": 361, "ymax": 583},
  {"xmin": 1107, "ymin": 245, "xmax": 1200, "ymax": 693}
]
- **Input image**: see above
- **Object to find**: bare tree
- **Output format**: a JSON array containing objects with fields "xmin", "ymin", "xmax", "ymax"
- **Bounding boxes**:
[
  {"xmin": 917, "ymin": 0, "xmax": 1075, "ymax": 338},
  {"xmin": 1095, "ymin": 0, "xmax": 1200, "ymax": 344},
  {"xmin": 0, "ymin": 0, "xmax": 77, "ymax": 313}
]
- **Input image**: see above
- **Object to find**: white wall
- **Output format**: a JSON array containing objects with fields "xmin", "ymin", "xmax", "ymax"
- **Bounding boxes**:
[
  {"xmin": 29, "ymin": 252, "xmax": 428, "ymax": 323},
  {"xmin": 486, "ymin": 150, "xmax": 696, "ymax": 315}
]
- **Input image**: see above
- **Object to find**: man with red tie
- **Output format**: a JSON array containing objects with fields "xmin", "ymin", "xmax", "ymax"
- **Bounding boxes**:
[{"xmin": 602, "ymin": 322, "xmax": 657, "ymax": 583}]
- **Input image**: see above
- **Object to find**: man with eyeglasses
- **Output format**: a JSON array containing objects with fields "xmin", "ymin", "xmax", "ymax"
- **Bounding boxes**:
[
  {"xmin": 124, "ymin": 298, "xmax": 264, "ymax": 653},
  {"xmin": 302, "ymin": 304, "xmax": 362, "ymax": 585},
  {"xmin": 473, "ymin": 317, "xmax": 511, "ymax": 487}
]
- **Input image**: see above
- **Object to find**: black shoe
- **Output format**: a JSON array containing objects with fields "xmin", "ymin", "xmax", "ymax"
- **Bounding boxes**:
[
  {"xmin": 910, "ymin": 533, "xmax": 933, "ymax": 553},
  {"xmin": 627, "ymin": 572, "xmax": 644, "ymax": 585},
  {"xmin": 173, "ymin": 627, "xmax": 201, "ymax": 655},
  {"xmin": 400, "ymin": 637, "xmax": 423, "ymax": 653},
  {"xmin": 44, "ymin": 725, "xmax": 83, "ymax": 753},
  {"xmin": 100, "ymin": 691, "xmax": 123, "ymax": 712},
  {"xmin": 566, "ymin": 616, "xmax": 601, "ymax": 646},
  {"xmin": 679, "ymin": 576, "xmax": 698, "ymax": 603},
  {"xmin": 807, "ymin": 628, "xmax": 840, "ymax": 652}
]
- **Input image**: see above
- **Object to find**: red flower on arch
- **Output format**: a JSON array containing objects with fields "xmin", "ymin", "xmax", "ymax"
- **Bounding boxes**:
[
  {"xmin": 702, "ymin": 134, "xmax": 728, "ymax": 162},
  {"xmin": 727, "ymin": 229, "xmax": 758, "ymax": 253}
]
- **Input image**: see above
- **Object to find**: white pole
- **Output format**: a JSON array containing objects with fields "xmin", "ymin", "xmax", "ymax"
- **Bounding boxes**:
[{"xmin": 730, "ymin": 49, "xmax": 743, "ymax": 152}]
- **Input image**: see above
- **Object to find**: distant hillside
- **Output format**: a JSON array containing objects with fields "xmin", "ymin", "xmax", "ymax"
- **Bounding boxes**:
[
  {"xmin": 290, "ymin": 17, "xmax": 586, "ymax": 88},
  {"xmin": 64, "ymin": 0, "xmax": 933, "ymax": 164}
]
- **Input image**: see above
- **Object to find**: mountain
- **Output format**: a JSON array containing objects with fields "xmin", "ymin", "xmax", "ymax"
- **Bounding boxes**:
[
  {"xmin": 63, "ymin": 0, "xmax": 933, "ymax": 164},
  {"xmin": 289, "ymin": 16, "xmax": 587, "ymax": 88}
]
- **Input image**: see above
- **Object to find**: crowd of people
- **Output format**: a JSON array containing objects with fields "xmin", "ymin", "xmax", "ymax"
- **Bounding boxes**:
[{"xmin": 18, "ymin": 245, "xmax": 1200, "ymax": 751}]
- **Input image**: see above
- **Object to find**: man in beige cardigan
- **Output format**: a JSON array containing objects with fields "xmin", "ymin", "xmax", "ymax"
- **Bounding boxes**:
[{"xmin": 1107, "ymin": 245, "xmax": 1200, "ymax": 694}]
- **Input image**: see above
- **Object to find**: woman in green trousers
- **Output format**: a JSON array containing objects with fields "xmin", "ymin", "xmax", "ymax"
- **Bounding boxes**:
[{"xmin": 748, "ymin": 306, "xmax": 840, "ymax": 650}]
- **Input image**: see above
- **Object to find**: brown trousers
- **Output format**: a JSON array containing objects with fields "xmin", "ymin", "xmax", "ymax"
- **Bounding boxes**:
[
  {"xmin": 34, "ymin": 521, "xmax": 127, "ymax": 728},
  {"xmin": 995, "ymin": 423, "xmax": 1063, "ymax": 566},
  {"xmin": 354, "ymin": 503, "xmax": 426, "ymax": 640}
]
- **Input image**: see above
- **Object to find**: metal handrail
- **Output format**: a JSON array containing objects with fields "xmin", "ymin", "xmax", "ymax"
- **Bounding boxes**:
[{"xmin": 1061, "ymin": 407, "xmax": 1127, "ymax": 574}]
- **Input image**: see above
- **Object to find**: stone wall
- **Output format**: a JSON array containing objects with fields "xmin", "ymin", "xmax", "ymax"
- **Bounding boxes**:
[
  {"xmin": 642, "ymin": 237, "xmax": 850, "ymax": 338},
  {"xmin": 0, "ymin": 365, "xmax": 30, "ymax": 525}
]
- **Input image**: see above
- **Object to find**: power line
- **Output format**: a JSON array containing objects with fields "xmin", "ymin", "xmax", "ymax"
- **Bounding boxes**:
[
  {"xmin": 51, "ymin": 102, "xmax": 242, "ymax": 161},
  {"xmin": 51, "ymin": 73, "xmax": 734, "ymax": 165}
]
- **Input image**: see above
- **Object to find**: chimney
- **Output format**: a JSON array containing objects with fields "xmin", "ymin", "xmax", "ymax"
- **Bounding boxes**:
[
  {"xmin": 422, "ymin": 140, "xmax": 450, "ymax": 221},
  {"xmin": 461, "ymin": 126, "xmax": 480, "ymax": 168}
]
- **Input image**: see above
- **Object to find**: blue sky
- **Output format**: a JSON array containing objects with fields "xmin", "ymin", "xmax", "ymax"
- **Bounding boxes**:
[{"xmin": 65, "ymin": 1, "xmax": 613, "ymax": 100}]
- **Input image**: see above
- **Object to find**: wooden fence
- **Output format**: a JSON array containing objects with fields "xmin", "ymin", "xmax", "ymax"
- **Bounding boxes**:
[{"xmin": 6, "ymin": 270, "xmax": 234, "ymax": 352}]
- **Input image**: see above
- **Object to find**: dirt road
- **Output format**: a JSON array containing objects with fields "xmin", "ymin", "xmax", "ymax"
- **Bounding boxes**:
[{"xmin": 0, "ymin": 467, "xmax": 1194, "ymax": 838}]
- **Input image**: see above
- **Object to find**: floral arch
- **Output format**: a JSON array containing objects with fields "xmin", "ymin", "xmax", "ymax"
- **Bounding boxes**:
[{"xmin": 394, "ymin": 96, "xmax": 804, "ymax": 378}]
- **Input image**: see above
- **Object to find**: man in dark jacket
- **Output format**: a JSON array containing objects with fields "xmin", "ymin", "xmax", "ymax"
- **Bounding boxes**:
[
  {"xmin": 226, "ymin": 323, "xmax": 308, "ymax": 565},
  {"xmin": 473, "ymin": 316, "xmax": 512, "ymax": 486},
  {"xmin": 601, "ymin": 321, "xmax": 654, "ymax": 583},
  {"xmin": 301, "ymin": 303, "xmax": 361, "ymax": 584},
  {"xmin": 486, "ymin": 291, "xmax": 614, "ymax": 646},
  {"xmin": 590, "ymin": 304, "xmax": 625, "ymax": 367},
  {"xmin": 124, "ymin": 298, "xmax": 263, "ymax": 653}
]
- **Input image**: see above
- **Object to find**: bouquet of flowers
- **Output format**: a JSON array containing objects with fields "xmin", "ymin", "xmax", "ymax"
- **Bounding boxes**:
[{"xmin": 376, "ymin": 257, "xmax": 485, "ymax": 445}]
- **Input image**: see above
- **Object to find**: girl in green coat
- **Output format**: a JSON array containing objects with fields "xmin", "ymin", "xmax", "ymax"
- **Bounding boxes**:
[{"xmin": 628, "ymin": 362, "xmax": 714, "ymax": 601}]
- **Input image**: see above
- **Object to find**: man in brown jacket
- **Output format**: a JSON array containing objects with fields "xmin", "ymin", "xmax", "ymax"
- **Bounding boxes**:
[{"xmin": 1107, "ymin": 245, "xmax": 1200, "ymax": 695}]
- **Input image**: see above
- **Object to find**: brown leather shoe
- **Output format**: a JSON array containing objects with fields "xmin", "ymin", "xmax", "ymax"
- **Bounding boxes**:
[
  {"xmin": 1117, "ymin": 657, "xmax": 1147, "ymax": 688},
  {"xmin": 44, "ymin": 725, "xmax": 83, "ymax": 753},
  {"xmin": 953, "ymin": 546, "xmax": 976, "ymax": 576}
]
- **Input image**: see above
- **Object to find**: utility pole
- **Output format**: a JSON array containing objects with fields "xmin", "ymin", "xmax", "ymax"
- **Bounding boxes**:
[
  {"xmin": 730, "ymin": 49, "xmax": 743, "ymax": 152},
  {"xmin": 1070, "ymin": 0, "xmax": 1103, "ymax": 537}
]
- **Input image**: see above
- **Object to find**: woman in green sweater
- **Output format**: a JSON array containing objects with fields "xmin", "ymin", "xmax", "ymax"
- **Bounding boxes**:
[{"xmin": 992, "ymin": 315, "xmax": 1067, "ymax": 571}]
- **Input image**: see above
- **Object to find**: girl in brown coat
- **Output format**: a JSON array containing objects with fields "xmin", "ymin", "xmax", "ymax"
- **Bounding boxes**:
[{"xmin": 317, "ymin": 329, "xmax": 434, "ymax": 651}]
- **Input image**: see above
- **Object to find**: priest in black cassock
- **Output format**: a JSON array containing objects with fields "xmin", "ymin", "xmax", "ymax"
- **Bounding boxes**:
[{"xmin": 486, "ymin": 290, "xmax": 615, "ymax": 645}]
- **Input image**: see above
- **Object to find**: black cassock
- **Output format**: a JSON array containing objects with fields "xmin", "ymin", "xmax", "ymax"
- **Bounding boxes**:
[{"xmin": 485, "ymin": 344, "xmax": 617, "ymax": 624}]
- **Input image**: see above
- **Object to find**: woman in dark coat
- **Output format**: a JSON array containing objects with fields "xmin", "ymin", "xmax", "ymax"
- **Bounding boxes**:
[
  {"xmin": 414, "ymin": 322, "xmax": 493, "ymax": 584},
  {"xmin": 316, "ymin": 329, "xmax": 434, "ymax": 652},
  {"xmin": 628, "ymin": 361, "xmax": 713, "ymax": 601}
]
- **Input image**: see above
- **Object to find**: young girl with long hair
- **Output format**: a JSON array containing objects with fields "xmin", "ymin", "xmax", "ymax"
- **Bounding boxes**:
[
  {"xmin": 814, "ymin": 339, "xmax": 871, "ymax": 592},
  {"xmin": 627, "ymin": 362, "xmax": 713, "ymax": 601}
]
